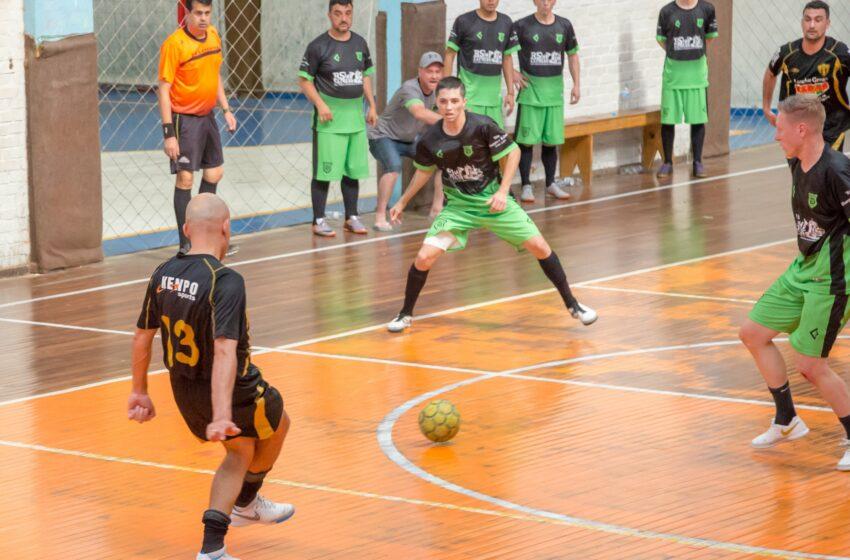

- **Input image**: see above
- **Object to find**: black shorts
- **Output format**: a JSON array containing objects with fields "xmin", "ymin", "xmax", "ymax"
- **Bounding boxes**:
[
  {"xmin": 170, "ymin": 112, "xmax": 224, "ymax": 174},
  {"xmin": 170, "ymin": 363, "xmax": 284, "ymax": 441}
]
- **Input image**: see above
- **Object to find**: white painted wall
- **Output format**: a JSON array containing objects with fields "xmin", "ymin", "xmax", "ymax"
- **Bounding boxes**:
[{"xmin": 0, "ymin": 0, "xmax": 30, "ymax": 270}]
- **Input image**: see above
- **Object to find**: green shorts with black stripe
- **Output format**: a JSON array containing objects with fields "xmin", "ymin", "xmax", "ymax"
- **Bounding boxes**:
[
  {"xmin": 467, "ymin": 104, "xmax": 504, "ymax": 128},
  {"xmin": 313, "ymin": 129, "xmax": 370, "ymax": 181},
  {"xmin": 515, "ymin": 104, "xmax": 565, "ymax": 146},
  {"xmin": 749, "ymin": 257, "xmax": 850, "ymax": 358},
  {"xmin": 426, "ymin": 181, "xmax": 541, "ymax": 252},
  {"xmin": 661, "ymin": 87, "xmax": 708, "ymax": 125}
]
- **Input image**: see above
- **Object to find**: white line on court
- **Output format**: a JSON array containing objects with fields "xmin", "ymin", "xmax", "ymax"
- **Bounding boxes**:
[
  {"xmin": 581, "ymin": 285, "xmax": 758, "ymax": 305},
  {"xmin": 0, "ymin": 163, "xmax": 786, "ymax": 312}
]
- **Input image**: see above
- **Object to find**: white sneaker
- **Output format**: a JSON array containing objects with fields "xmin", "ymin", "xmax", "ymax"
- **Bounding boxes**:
[
  {"xmin": 750, "ymin": 416, "xmax": 809, "ymax": 449},
  {"xmin": 230, "ymin": 495, "xmax": 295, "ymax": 527},
  {"xmin": 197, "ymin": 547, "xmax": 239, "ymax": 560},
  {"xmin": 554, "ymin": 176, "xmax": 576, "ymax": 188},
  {"xmin": 387, "ymin": 313, "xmax": 412, "ymax": 333},
  {"xmin": 546, "ymin": 183, "xmax": 571, "ymax": 200},
  {"xmin": 520, "ymin": 184, "xmax": 535, "ymax": 202},
  {"xmin": 837, "ymin": 439, "xmax": 850, "ymax": 471},
  {"xmin": 569, "ymin": 302, "xmax": 597, "ymax": 326}
]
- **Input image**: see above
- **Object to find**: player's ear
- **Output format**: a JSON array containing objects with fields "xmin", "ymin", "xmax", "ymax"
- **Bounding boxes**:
[{"xmin": 222, "ymin": 217, "xmax": 231, "ymax": 237}]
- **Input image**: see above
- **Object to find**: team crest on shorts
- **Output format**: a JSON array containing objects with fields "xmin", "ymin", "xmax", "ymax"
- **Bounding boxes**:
[
  {"xmin": 356, "ymin": 51, "xmax": 363, "ymax": 61},
  {"xmin": 809, "ymin": 192, "xmax": 818, "ymax": 208},
  {"xmin": 498, "ymin": 32, "xmax": 505, "ymax": 42},
  {"xmin": 463, "ymin": 145, "xmax": 474, "ymax": 157},
  {"xmin": 323, "ymin": 162, "xmax": 333, "ymax": 173},
  {"xmin": 819, "ymin": 63, "xmax": 830, "ymax": 77},
  {"xmin": 555, "ymin": 33, "xmax": 563, "ymax": 44}
]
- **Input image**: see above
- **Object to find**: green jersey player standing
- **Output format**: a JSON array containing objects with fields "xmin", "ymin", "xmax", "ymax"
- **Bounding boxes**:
[
  {"xmin": 385, "ymin": 77, "xmax": 597, "ymax": 334},
  {"xmin": 444, "ymin": 0, "xmax": 520, "ymax": 128}
]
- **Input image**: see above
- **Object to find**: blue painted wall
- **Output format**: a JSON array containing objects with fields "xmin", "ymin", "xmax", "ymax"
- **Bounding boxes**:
[{"xmin": 25, "ymin": 0, "xmax": 94, "ymax": 42}]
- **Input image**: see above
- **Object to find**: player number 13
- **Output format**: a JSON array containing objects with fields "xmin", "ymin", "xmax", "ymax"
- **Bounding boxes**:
[{"xmin": 160, "ymin": 315, "xmax": 200, "ymax": 367}]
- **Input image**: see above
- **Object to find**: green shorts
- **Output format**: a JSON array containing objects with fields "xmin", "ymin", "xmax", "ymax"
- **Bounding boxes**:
[
  {"xmin": 313, "ymin": 129, "xmax": 370, "ymax": 181},
  {"xmin": 749, "ymin": 266, "xmax": 850, "ymax": 358},
  {"xmin": 515, "ymin": 104, "xmax": 565, "ymax": 146},
  {"xmin": 661, "ymin": 88, "xmax": 708, "ymax": 125},
  {"xmin": 425, "ymin": 182, "xmax": 541, "ymax": 252},
  {"xmin": 467, "ymin": 104, "xmax": 504, "ymax": 128}
]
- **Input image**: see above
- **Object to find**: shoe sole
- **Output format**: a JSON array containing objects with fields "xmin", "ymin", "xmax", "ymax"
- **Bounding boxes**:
[
  {"xmin": 520, "ymin": 198, "xmax": 535, "ymax": 203},
  {"xmin": 750, "ymin": 426, "xmax": 810, "ymax": 449},
  {"xmin": 313, "ymin": 230, "xmax": 336, "ymax": 237},
  {"xmin": 344, "ymin": 226, "xmax": 368, "ymax": 234},
  {"xmin": 580, "ymin": 315, "xmax": 598, "ymax": 326},
  {"xmin": 836, "ymin": 462, "xmax": 850, "ymax": 471}
]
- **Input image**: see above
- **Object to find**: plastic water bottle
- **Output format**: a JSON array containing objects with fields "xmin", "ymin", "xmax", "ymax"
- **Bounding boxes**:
[
  {"xmin": 620, "ymin": 85, "xmax": 631, "ymax": 107},
  {"xmin": 327, "ymin": 211, "xmax": 342, "ymax": 220}
]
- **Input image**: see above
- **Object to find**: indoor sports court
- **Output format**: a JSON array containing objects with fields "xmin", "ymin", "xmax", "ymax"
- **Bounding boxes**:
[{"xmin": 3, "ymin": 0, "xmax": 850, "ymax": 559}]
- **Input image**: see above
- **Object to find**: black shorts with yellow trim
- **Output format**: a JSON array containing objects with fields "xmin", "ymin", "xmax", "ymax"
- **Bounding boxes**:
[{"xmin": 170, "ymin": 363, "xmax": 284, "ymax": 441}]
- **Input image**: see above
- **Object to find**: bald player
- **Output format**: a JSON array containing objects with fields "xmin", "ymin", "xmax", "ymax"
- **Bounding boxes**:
[{"xmin": 128, "ymin": 194, "xmax": 293, "ymax": 560}]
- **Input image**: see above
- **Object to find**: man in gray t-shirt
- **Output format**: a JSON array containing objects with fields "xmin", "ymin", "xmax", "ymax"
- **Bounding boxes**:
[{"xmin": 368, "ymin": 52, "xmax": 444, "ymax": 231}]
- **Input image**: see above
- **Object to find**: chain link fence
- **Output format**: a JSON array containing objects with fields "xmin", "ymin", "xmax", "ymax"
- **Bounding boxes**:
[
  {"xmin": 731, "ymin": 0, "xmax": 850, "ymax": 151},
  {"xmin": 95, "ymin": 0, "xmax": 377, "ymax": 254}
]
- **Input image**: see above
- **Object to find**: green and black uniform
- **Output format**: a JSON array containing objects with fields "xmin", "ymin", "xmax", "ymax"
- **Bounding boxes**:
[
  {"xmin": 414, "ymin": 112, "xmax": 538, "ymax": 251},
  {"xmin": 137, "ymin": 253, "xmax": 284, "ymax": 441},
  {"xmin": 769, "ymin": 37, "xmax": 850, "ymax": 150},
  {"xmin": 657, "ymin": 1, "xmax": 718, "ymax": 124},
  {"xmin": 300, "ymin": 31, "xmax": 374, "ymax": 181},
  {"xmin": 512, "ymin": 14, "xmax": 579, "ymax": 146},
  {"xmin": 750, "ymin": 147, "xmax": 850, "ymax": 357},
  {"xmin": 447, "ymin": 10, "xmax": 519, "ymax": 128}
]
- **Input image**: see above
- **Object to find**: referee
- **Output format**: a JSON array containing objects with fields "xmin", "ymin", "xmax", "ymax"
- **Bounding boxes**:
[
  {"xmin": 158, "ymin": 0, "xmax": 237, "ymax": 255},
  {"xmin": 299, "ymin": 0, "xmax": 378, "ymax": 237},
  {"xmin": 763, "ymin": 1, "xmax": 850, "ymax": 151}
]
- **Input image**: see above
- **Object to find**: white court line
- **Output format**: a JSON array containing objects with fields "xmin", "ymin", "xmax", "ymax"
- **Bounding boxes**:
[
  {"xmin": 582, "ymin": 285, "xmax": 758, "ymax": 305},
  {"xmin": 0, "ymin": 317, "xmax": 138, "ymax": 337},
  {"xmin": 0, "ymin": 163, "xmax": 786, "ymax": 312}
]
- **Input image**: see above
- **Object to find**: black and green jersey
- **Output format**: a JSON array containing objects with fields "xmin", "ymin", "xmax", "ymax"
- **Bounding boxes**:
[
  {"xmin": 299, "ymin": 31, "xmax": 375, "ymax": 133},
  {"xmin": 447, "ymin": 10, "xmax": 520, "ymax": 107},
  {"xmin": 414, "ymin": 111, "xmax": 517, "ymax": 196},
  {"xmin": 788, "ymin": 147, "xmax": 850, "ymax": 294},
  {"xmin": 769, "ymin": 38, "xmax": 850, "ymax": 144},
  {"xmin": 657, "ymin": 1, "xmax": 718, "ymax": 90},
  {"xmin": 512, "ymin": 14, "xmax": 578, "ymax": 107}
]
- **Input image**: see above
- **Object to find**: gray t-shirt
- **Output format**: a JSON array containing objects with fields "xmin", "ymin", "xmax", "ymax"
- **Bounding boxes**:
[{"xmin": 368, "ymin": 77, "xmax": 436, "ymax": 142}]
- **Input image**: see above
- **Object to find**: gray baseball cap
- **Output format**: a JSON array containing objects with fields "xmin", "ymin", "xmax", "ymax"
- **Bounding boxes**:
[{"xmin": 419, "ymin": 51, "xmax": 444, "ymax": 68}]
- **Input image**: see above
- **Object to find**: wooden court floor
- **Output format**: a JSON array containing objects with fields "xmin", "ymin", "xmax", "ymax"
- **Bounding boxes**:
[{"xmin": 2, "ymin": 145, "xmax": 850, "ymax": 559}]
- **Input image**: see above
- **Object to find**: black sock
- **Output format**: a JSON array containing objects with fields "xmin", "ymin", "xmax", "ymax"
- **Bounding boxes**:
[
  {"xmin": 538, "ymin": 251, "xmax": 578, "ymax": 310},
  {"xmin": 768, "ymin": 381, "xmax": 797, "ymax": 425},
  {"xmin": 519, "ymin": 144, "xmax": 533, "ymax": 185},
  {"xmin": 400, "ymin": 264, "xmax": 430, "ymax": 316},
  {"xmin": 839, "ymin": 415, "xmax": 850, "ymax": 439},
  {"xmin": 541, "ymin": 145, "xmax": 558, "ymax": 186},
  {"xmin": 691, "ymin": 123, "xmax": 706, "ymax": 163},
  {"xmin": 201, "ymin": 509, "xmax": 231, "ymax": 554},
  {"xmin": 311, "ymin": 179, "xmax": 330, "ymax": 224},
  {"xmin": 661, "ymin": 124, "xmax": 675, "ymax": 164},
  {"xmin": 199, "ymin": 179, "xmax": 218, "ymax": 194},
  {"xmin": 174, "ymin": 187, "xmax": 192, "ymax": 247},
  {"xmin": 235, "ymin": 470, "xmax": 268, "ymax": 508},
  {"xmin": 341, "ymin": 176, "xmax": 359, "ymax": 219}
]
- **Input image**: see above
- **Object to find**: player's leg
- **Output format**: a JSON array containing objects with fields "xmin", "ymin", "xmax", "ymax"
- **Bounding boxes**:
[
  {"xmin": 312, "ymin": 130, "xmax": 343, "ymax": 237},
  {"xmin": 515, "ymin": 104, "xmax": 540, "ymax": 203},
  {"xmin": 369, "ymin": 137, "xmax": 402, "ymax": 230},
  {"xmin": 542, "ymin": 105, "xmax": 570, "ymax": 199},
  {"xmin": 387, "ymin": 242, "xmax": 446, "ymax": 333},
  {"xmin": 342, "ymin": 130, "xmax": 370, "ymax": 234},
  {"xmin": 686, "ymin": 88, "xmax": 709, "ymax": 178},
  {"xmin": 199, "ymin": 113, "xmax": 225, "ymax": 194},
  {"xmin": 658, "ymin": 88, "xmax": 680, "ymax": 179},
  {"xmin": 174, "ymin": 170, "xmax": 194, "ymax": 254},
  {"xmin": 171, "ymin": 114, "xmax": 204, "ymax": 254}
]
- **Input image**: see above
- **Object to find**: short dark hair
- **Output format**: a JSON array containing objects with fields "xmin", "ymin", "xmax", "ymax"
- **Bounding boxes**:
[
  {"xmin": 803, "ymin": 1, "xmax": 830, "ymax": 18},
  {"xmin": 329, "ymin": 0, "xmax": 353, "ymax": 10},
  {"xmin": 436, "ymin": 76, "xmax": 466, "ymax": 98},
  {"xmin": 185, "ymin": 0, "xmax": 212, "ymax": 10}
]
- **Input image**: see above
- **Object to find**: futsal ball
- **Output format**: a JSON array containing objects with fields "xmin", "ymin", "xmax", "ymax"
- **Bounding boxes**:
[{"xmin": 418, "ymin": 399, "xmax": 461, "ymax": 442}]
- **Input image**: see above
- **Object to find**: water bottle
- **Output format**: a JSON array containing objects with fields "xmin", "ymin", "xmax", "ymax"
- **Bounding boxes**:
[{"xmin": 327, "ymin": 210, "xmax": 342, "ymax": 221}]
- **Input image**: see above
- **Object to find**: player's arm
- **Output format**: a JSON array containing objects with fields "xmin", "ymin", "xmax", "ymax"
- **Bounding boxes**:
[
  {"xmin": 490, "ymin": 144, "xmax": 520, "ymax": 213},
  {"xmin": 158, "ymin": 42, "xmax": 180, "ymax": 161},
  {"xmin": 443, "ymin": 49, "xmax": 457, "ymax": 77},
  {"xmin": 363, "ymin": 75, "xmax": 379, "ymax": 127},
  {"xmin": 445, "ymin": 19, "xmax": 460, "ymax": 77},
  {"xmin": 216, "ymin": 78, "xmax": 236, "ymax": 132},
  {"xmin": 567, "ymin": 53, "xmax": 581, "ymax": 105},
  {"xmin": 299, "ymin": 44, "xmax": 332, "ymax": 122},
  {"xmin": 656, "ymin": 11, "xmax": 667, "ymax": 50},
  {"xmin": 128, "ymin": 327, "xmax": 158, "ymax": 423},
  {"xmin": 762, "ymin": 68, "xmax": 779, "ymax": 126},
  {"xmin": 390, "ymin": 167, "xmax": 436, "ymax": 224},
  {"xmin": 502, "ymin": 54, "xmax": 516, "ymax": 115},
  {"xmin": 408, "ymin": 102, "xmax": 442, "ymax": 126},
  {"xmin": 207, "ymin": 337, "xmax": 241, "ymax": 441}
]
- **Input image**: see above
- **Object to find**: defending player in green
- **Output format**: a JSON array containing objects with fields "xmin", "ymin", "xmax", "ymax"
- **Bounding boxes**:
[
  {"xmin": 740, "ymin": 95, "xmax": 850, "ymax": 470},
  {"xmin": 385, "ymin": 77, "xmax": 597, "ymax": 333}
]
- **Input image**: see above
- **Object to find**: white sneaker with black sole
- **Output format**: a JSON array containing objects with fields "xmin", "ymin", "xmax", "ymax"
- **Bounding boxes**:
[
  {"xmin": 838, "ymin": 439, "xmax": 850, "ymax": 471},
  {"xmin": 387, "ymin": 313, "xmax": 412, "ymax": 333},
  {"xmin": 750, "ymin": 416, "xmax": 809, "ymax": 448},
  {"xmin": 230, "ymin": 495, "xmax": 295, "ymax": 527},
  {"xmin": 570, "ymin": 303, "xmax": 598, "ymax": 326}
]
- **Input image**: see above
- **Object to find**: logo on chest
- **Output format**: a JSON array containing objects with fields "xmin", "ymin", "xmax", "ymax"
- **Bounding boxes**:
[
  {"xmin": 818, "ymin": 63, "xmax": 831, "ymax": 77},
  {"xmin": 809, "ymin": 192, "xmax": 818, "ymax": 209},
  {"xmin": 463, "ymin": 145, "xmax": 474, "ymax": 157}
]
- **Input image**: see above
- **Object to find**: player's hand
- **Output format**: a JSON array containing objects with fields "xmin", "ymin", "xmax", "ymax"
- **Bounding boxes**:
[
  {"xmin": 504, "ymin": 94, "xmax": 515, "ymax": 116},
  {"xmin": 514, "ymin": 73, "xmax": 528, "ymax": 92},
  {"xmin": 488, "ymin": 191, "xmax": 508, "ymax": 213},
  {"xmin": 224, "ymin": 111, "xmax": 237, "ymax": 133},
  {"xmin": 765, "ymin": 110, "xmax": 777, "ymax": 127},
  {"xmin": 127, "ymin": 391, "xmax": 156, "ymax": 423},
  {"xmin": 318, "ymin": 102, "xmax": 334, "ymax": 123},
  {"xmin": 164, "ymin": 137, "xmax": 180, "ymax": 161},
  {"xmin": 429, "ymin": 200, "xmax": 444, "ymax": 220},
  {"xmin": 570, "ymin": 85, "xmax": 581, "ymax": 105},
  {"xmin": 389, "ymin": 202, "xmax": 405, "ymax": 224},
  {"xmin": 366, "ymin": 106, "xmax": 378, "ymax": 127},
  {"xmin": 206, "ymin": 419, "xmax": 241, "ymax": 442}
]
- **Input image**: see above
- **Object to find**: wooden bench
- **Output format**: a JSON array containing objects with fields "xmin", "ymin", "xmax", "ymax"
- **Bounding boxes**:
[{"xmin": 559, "ymin": 106, "xmax": 662, "ymax": 186}]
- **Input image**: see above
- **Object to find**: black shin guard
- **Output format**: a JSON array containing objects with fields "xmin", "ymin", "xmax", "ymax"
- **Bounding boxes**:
[
  {"xmin": 400, "ymin": 264, "xmax": 430, "ymax": 316},
  {"xmin": 201, "ymin": 509, "xmax": 231, "ymax": 554},
  {"xmin": 341, "ymin": 176, "xmax": 360, "ymax": 220},
  {"xmin": 519, "ymin": 144, "xmax": 533, "ymax": 186},
  {"xmin": 691, "ymin": 123, "xmax": 706, "ymax": 163},
  {"xmin": 538, "ymin": 251, "xmax": 578, "ymax": 310},
  {"xmin": 768, "ymin": 381, "xmax": 797, "ymax": 425},
  {"xmin": 199, "ymin": 179, "xmax": 218, "ymax": 194},
  {"xmin": 541, "ymin": 145, "xmax": 558, "ymax": 186},
  {"xmin": 235, "ymin": 470, "xmax": 268, "ymax": 508},
  {"xmin": 311, "ymin": 179, "xmax": 330, "ymax": 224},
  {"xmin": 661, "ymin": 124, "xmax": 675, "ymax": 164}
]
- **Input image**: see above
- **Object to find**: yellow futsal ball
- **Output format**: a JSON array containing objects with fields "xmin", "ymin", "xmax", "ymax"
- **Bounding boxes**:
[{"xmin": 418, "ymin": 399, "xmax": 461, "ymax": 442}]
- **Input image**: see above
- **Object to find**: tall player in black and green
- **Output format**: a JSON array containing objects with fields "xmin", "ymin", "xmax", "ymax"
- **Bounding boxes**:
[
  {"xmin": 385, "ymin": 77, "xmax": 597, "ymax": 333},
  {"xmin": 740, "ymin": 95, "xmax": 850, "ymax": 471},
  {"xmin": 656, "ymin": 0, "xmax": 718, "ymax": 180},
  {"xmin": 763, "ymin": 1, "xmax": 850, "ymax": 151},
  {"xmin": 444, "ymin": 0, "xmax": 520, "ymax": 128},
  {"xmin": 299, "ymin": 0, "xmax": 378, "ymax": 237},
  {"xmin": 512, "ymin": 0, "xmax": 580, "ymax": 203}
]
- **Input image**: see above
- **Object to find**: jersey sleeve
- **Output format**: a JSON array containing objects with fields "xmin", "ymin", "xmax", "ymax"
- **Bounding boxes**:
[
  {"xmin": 505, "ymin": 21, "xmax": 520, "ymax": 56},
  {"xmin": 298, "ymin": 41, "xmax": 320, "ymax": 82},
  {"xmin": 564, "ymin": 21, "xmax": 579, "ymax": 55},
  {"xmin": 485, "ymin": 119, "xmax": 517, "ymax": 162},
  {"xmin": 136, "ymin": 273, "xmax": 161, "ymax": 330},
  {"xmin": 158, "ymin": 39, "xmax": 180, "ymax": 84},
  {"xmin": 705, "ymin": 4, "xmax": 719, "ymax": 38},
  {"xmin": 400, "ymin": 84, "xmax": 424, "ymax": 110},
  {"xmin": 212, "ymin": 272, "xmax": 246, "ymax": 341},
  {"xmin": 363, "ymin": 42, "xmax": 375, "ymax": 77},
  {"xmin": 447, "ymin": 16, "xmax": 462, "ymax": 52},
  {"xmin": 768, "ymin": 44, "xmax": 789, "ymax": 76},
  {"xmin": 829, "ymin": 161, "xmax": 850, "ymax": 222},
  {"xmin": 656, "ymin": 8, "xmax": 669, "ymax": 42},
  {"xmin": 413, "ymin": 140, "xmax": 437, "ymax": 171}
]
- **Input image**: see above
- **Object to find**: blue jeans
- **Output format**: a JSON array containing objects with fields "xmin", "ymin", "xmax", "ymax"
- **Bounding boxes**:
[{"xmin": 368, "ymin": 137, "xmax": 416, "ymax": 174}]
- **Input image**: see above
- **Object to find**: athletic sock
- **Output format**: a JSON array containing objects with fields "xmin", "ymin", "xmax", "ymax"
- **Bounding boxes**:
[
  {"xmin": 341, "ymin": 176, "xmax": 359, "ymax": 220},
  {"xmin": 235, "ymin": 470, "xmax": 268, "ymax": 508},
  {"xmin": 519, "ymin": 144, "xmax": 533, "ymax": 185},
  {"xmin": 199, "ymin": 179, "xmax": 218, "ymax": 194},
  {"xmin": 661, "ymin": 124, "xmax": 675, "ymax": 164},
  {"xmin": 201, "ymin": 509, "xmax": 231, "ymax": 554},
  {"xmin": 769, "ymin": 381, "xmax": 797, "ymax": 425},
  {"xmin": 173, "ymin": 187, "xmax": 192, "ymax": 248},
  {"xmin": 311, "ymin": 179, "xmax": 330, "ymax": 224},
  {"xmin": 541, "ymin": 145, "xmax": 558, "ymax": 186},
  {"xmin": 691, "ymin": 123, "xmax": 706, "ymax": 163},
  {"xmin": 537, "ymin": 251, "xmax": 579, "ymax": 310},
  {"xmin": 840, "ymin": 415, "xmax": 850, "ymax": 439},
  {"xmin": 400, "ymin": 264, "xmax": 430, "ymax": 316}
]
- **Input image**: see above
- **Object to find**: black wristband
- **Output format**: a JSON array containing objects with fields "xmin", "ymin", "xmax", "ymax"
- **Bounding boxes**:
[{"xmin": 162, "ymin": 123, "xmax": 176, "ymax": 139}]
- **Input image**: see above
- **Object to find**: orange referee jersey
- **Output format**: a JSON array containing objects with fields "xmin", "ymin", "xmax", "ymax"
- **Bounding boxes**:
[{"xmin": 159, "ymin": 26, "xmax": 223, "ymax": 116}]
